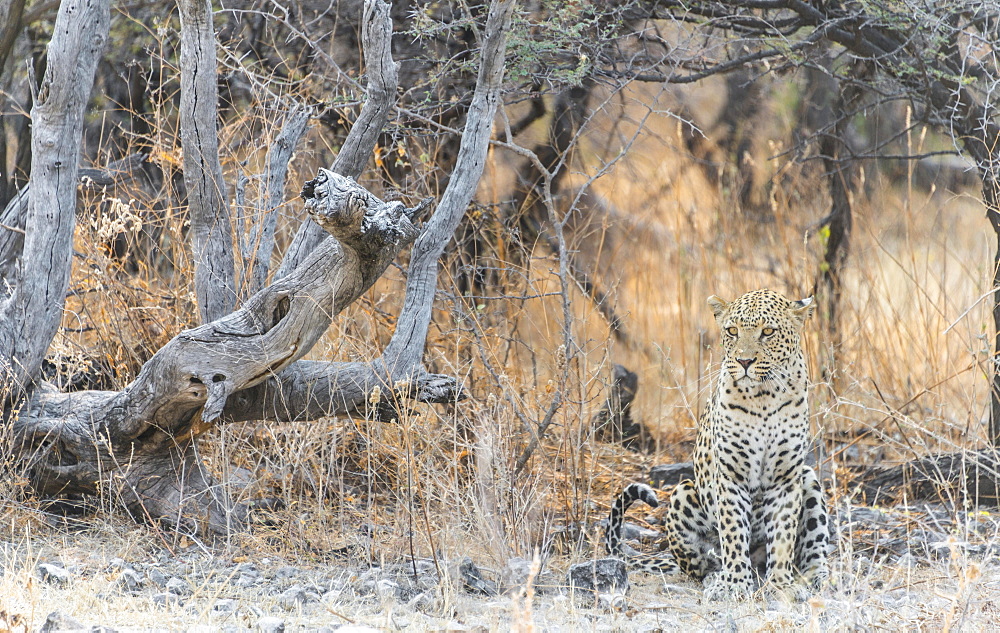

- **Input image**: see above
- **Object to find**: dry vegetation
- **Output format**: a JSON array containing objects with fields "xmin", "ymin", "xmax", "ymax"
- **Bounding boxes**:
[{"xmin": 4, "ymin": 28, "xmax": 1000, "ymax": 632}]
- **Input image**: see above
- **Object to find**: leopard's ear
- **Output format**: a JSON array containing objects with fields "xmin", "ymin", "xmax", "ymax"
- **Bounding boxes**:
[
  {"xmin": 707, "ymin": 295, "xmax": 729, "ymax": 319},
  {"xmin": 790, "ymin": 296, "xmax": 815, "ymax": 324}
]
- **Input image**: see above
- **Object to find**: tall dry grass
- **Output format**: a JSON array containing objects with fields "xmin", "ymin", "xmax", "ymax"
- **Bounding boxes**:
[{"xmin": 6, "ymin": 60, "xmax": 993, "ymax": 586}]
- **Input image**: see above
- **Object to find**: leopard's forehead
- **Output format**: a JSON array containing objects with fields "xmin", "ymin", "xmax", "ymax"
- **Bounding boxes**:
[{"xmin": 727, "ymin": 288, "xmax": 789, "ymax": 322}]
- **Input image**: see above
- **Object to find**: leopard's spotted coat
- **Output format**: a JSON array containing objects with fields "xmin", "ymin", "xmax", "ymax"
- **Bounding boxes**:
[{"xmin": 604, "ymin": 289, "xmax": 831, "ymax": 600}]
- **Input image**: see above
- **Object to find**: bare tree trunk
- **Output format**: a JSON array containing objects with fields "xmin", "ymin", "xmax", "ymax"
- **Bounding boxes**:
[
  {"xmin": 816, "ymin": 76, "xmax": 862, "ymax": 376},
  {"xmin": 0, "ymin": 0, "xmax": 26, "ymax": 210},
  {"xmin": 241, "ymin": 106, "xmax": 310, "ymax": 299},
  {"xmin": 381, "ymin": 0, "xmax": 516, "ymax": 374},
  {"xmin": 0, "ymin": 0, "xmax": 109, "ymax": 401},
  {"xmin": 178, "ymin": 0, "xmax": 237, "ymax": 322}
]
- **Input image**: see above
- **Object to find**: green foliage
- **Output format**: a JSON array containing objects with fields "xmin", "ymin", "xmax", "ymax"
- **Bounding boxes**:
[{"xmin": 407, "ymin": 0, "xmax": 624, "ymax": 91}]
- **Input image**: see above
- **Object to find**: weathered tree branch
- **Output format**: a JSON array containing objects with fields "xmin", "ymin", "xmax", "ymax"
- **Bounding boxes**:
[
  {"xmin": 179, "ymin": 0, "xmax": 237, "ymax": 322},
  {"xmin": 242, "ymin": 106, "xmax": 311, "ymax": 299},
  {"xmin": 382, "ymin": 0, "xmax": 516, "ymax": 373},
  {"xmin": 0, "ymin": 0, "xmax": 109, "ymax": 401},
  {"xmin": 15, "ymin": 172, "xmax": 425, "ymax": 535},
  {"xmin": 856, "ymin": 450, "xmax": 1000, "ymax": 506},
  {"xmin": 275, "ymin": 0, "xmax": 398, "ymax": 280},
  {"xmin": 7, "ymin": 0, "xmax": 517, "ymax": 538}
]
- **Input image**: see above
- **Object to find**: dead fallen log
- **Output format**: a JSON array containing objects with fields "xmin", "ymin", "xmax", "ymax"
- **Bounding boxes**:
[{"xmin": 854, "ymin": 449, "xmax": 1000, "ymax": 506}]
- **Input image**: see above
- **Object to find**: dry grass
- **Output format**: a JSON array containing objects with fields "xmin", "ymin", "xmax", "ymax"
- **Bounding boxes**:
[{"xmin": 3, "ymin": 66, "xmax": 999, "ymax": 630}]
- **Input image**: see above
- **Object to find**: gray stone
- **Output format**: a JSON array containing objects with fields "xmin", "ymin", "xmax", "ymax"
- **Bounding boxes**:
[
  {"xmin": 146, "ymin": 567, "xmax": 167, "ymax": 587},
  {"xmin": 37, "ymin": 564, "xmax": 71, "ymax": 586},
  {"xmin": 278, "ymin": 585, "xmax": 309, "ymax": 610},
  {"xmin": 107, "ymin": 557, "xmax": 127, "ymax": 570},
  {"xmin": 648, "ymin": 463, "xmax": 695, "ymax": 487},
  {"xmin": 116, "ymin": 569, "xmax": 143, "ymax": 593},
  {"xmin": 212, "ymin": 598, "xmax": 237, "ymax": 614},
  {"xmin": 39, "ymin": 612, "xmax": 86, "ymax": 632},
  {"xmin": 273, "ymin": 566, "xmax": 301, "ymax": 579},
  {"xmin": 257, "ymin": 616, "xmax": 286, "ymax": 633},
  {"xmin": 567, "ymin": 558, "xmax": 629, "ymax": 595},
  {"xmin": 896, "ymin": 553, "xmax": 918, "ymax": 568},
  {"xmin": 152, "ymin": 592, "xmax": 181, "ymax": 607},
  {"xmin": 321, "ymin": 588, "xmax": 343, "ymax": 604},
  {"xmin": 598, "ymin": 592, "xmax": 627, "ymax": 610},
  {"xmin": 165, "ymin": 577, "xmax": 191, "ymax": 596},
  {"xmin": 618, "ymin": 521, "xmax": 661, "ymax": 541},
  {"xmin": 501, "ymin": 557, "xmax": 532, "ymax": 590},
  {"xmin": 235, "ymin": 572, "xmax": 260, "ymax": 587},
  {"xmin": 458, "ymin": 558, "xmax": 498, "ymax": 596}
]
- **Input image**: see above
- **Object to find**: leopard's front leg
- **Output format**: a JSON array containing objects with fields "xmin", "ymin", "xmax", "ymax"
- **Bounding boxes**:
[
  {"xmin": 704, "ymin": 475, "xmax": 754, "ymax": 601},
  {"xmin": 761, "ymin": 474, "xmax": 804, "ymax": 591}
]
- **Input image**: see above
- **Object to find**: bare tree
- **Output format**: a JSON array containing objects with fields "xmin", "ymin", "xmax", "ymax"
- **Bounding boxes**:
[
  {"xmin": 3, "ymin": 0, "xmax": 515, "ymax": 538},
  {"xmin": 178, "ymin": 0, "xmax": 237, "ymax": 322},
  {"xmin": 0, "ymin": 0, "xmax": 110, "ymax": 401}
]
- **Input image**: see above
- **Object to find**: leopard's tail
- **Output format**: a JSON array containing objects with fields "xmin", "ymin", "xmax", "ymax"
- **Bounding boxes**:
[
  {"xmin": 604, "ymin": 483, "xmax": 659, "ymax": 558},
  {"xmin": 603, "ymin": 483, "xmax": 678, "ymax": 572}
]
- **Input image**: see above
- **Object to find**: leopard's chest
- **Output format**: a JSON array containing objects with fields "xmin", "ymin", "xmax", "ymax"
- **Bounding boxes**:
[{"xmin": 695, "ymin": 384, "xmax": 810, "ymax": 495}]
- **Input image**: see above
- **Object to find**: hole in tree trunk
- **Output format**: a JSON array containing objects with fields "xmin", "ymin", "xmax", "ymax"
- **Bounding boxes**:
[{"xmin": 271, "ymin": 295, "xmax": 290, "ymax": 329}]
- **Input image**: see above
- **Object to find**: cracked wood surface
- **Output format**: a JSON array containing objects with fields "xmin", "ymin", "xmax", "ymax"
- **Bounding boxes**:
[
  {"xmin": 16, "ymin": 172, "xmax": 425, "ymax": 534},
  {"xmin": 179, "ymin": 0, "xmax": 237, "ymax": 322}
]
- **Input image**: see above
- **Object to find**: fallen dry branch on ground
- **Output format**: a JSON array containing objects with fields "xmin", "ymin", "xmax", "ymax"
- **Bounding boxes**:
[{"xmin": 855, "ymin": 449, "xmax": 1000, "ymax": 506}]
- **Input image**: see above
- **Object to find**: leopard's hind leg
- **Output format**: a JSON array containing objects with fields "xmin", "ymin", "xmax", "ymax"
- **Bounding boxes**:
[
  {"xmin": 664, "ymin": 479, "xmax": 719, "ymax": 580},
  {"xmin": 793, "ymin": 466, "xmax": 831, "ymax": 589}
]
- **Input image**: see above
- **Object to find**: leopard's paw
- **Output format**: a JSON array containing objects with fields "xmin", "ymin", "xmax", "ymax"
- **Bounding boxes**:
[{"xmin": 703, "ymin": 572, "xmax": 753, "ymax": 601}]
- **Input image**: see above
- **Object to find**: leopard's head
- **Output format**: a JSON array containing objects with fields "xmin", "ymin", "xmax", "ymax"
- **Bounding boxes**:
[{"xmin": 707, "ymin": 288, "xmax": 814, "ymax": 386}]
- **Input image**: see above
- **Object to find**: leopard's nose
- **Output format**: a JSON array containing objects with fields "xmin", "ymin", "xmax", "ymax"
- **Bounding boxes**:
[{"xmin": 736, "ymin": 358, "xmax": 755, "ymax": 369}]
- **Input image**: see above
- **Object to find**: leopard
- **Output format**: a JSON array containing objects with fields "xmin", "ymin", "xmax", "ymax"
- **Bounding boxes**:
[{"xmin": 604, "ymin": 288, "xmax": 831, "ymax": 601}]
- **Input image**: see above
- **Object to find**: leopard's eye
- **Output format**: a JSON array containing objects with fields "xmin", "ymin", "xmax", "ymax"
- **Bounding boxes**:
[
  {"xmin": 761, "ymin": 327, "xmax": 775, "ymax": 336},
  {"xmin": 726, "ymin": 327, "xmax": 738, "ymax": 337}
]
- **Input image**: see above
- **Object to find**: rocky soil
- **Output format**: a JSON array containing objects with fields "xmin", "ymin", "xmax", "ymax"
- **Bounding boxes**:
[{"xmin": 3, "ymin": 502, "xmax": 1000, "ymax": 631}]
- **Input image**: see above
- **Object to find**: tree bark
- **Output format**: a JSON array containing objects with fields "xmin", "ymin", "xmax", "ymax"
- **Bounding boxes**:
[
  {"xmin": 241, "ymin": 106, "xmax": 310, "ymax": 299},
  {"xmin": 381, "ymin": 0, "xmax": 516, "ymax": 373},
  {"xmin": 856, "ymin": 450, "xmax": 1000, "ymax": 506},
  {"xmin": 816, "ymin": 76, "xmax": 862, "ymax": 374},
  {"xmin": 178, "ymin": 0, "xmax": 237, "ymax": 322},
  {"xmin": 0, "ymin": 0, "xmax": 109, "ymax": 402}
]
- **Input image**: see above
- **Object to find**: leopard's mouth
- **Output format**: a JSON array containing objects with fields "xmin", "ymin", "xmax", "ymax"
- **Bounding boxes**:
[{"xmin": 732, "ymin": 370, "xmax": 760, "ymax": 385}]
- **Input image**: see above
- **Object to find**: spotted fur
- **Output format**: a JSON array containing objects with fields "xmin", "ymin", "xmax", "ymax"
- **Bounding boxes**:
[{"xmin": 604, "ymin": 289, "xmax": 831, "ymax": 600}]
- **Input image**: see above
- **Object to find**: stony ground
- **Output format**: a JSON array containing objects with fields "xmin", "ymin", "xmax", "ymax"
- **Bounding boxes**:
[{"xmin": 3, "ymin": 502, "xmax": 1000, "ymax": 632}]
